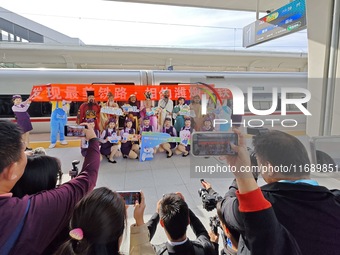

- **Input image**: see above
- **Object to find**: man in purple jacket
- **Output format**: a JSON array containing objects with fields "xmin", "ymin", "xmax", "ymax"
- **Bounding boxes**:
[{"xmin": 0, "ymin": 120, "xmax": 100, "ymax": 255}]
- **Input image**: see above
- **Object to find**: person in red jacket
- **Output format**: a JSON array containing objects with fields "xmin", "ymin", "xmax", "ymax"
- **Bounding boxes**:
[{"xmin": 220, "ymin": 130, "xmax": 340, "ymax": 255}]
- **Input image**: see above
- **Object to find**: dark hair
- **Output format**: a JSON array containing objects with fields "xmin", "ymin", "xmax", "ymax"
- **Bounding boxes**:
[
  {"xmin": 159, "ymin": 194, "xmax": 189, "ymax": 240},
  {"xmin": 55, "ymin": 187, "xmax": 126, "ymax": 255},
  {"xmin": 0, "ymin": 120, "xmax": 24, "ymax": 174},
  {"xmin": 253, "ymin": 130, "xmax": 310, "ymax": 176},
  {"xmin": 216, "ymin": 201, "xmax": 239, "ymax": 248},
  {"xmin": 11, "ymin": 155, "xmax": 61, "ymax": 198}
]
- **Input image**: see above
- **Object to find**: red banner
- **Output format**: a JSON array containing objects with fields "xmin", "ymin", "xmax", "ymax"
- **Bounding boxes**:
[{"xmin": 30, "ymin": 84, "xmax": 232, "ymax": 102}]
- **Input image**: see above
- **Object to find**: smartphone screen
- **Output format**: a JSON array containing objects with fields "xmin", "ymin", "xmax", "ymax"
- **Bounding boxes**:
[
  {"xmin": 64, "ymin": 125, "xmax": 86, "ymax": 137},
  {"xmin": 117, "ymin": 191, "xmax": 141, "ymax": 205},
  {"xmin": 191, "ymin": 132, "xmax": 238, "ymax": 157}
]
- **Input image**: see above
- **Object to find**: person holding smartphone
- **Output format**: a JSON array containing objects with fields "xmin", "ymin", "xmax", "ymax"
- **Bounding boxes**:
[
  {"xmin": 0, "ymin": 120, "xmax": 101, "ymax": 255},
  {"xmin": 130, "ymin": 191, "xmax": 156, "ymax": 255},
  {"xmin": 219, "ymin": 130, "xmax": 337, "ymax": 255}
]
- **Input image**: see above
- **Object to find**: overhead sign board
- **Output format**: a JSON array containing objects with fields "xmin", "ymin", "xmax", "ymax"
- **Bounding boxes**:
[{"xmin": 243, "ymin": 0, "xmax": 307, "ymax": 48}]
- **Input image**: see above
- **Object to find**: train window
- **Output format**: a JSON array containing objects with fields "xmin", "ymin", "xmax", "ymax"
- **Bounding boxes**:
[
  {"xmin": 285, "ymin": 93, "xmax": 307, "ymax": 111},
  {"xmin": 260, "ymin": 101, "xmax": 272, "ymax": 110},
  {"xmin": 0, "ymin": 95, "xmax": 15, "ymax": 118},
  {"xmin": 0, "ymin": 95, "xmax": 84, "ymax": 118},
  {"xmin": 243, "ymin": 93, "xmax": 280, "ymax": 112}
]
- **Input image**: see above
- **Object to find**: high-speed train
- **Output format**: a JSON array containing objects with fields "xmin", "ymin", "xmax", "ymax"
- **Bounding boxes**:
[{"xmin": 0, "ymin": 69, "xmax": 308, "ymax": 133}]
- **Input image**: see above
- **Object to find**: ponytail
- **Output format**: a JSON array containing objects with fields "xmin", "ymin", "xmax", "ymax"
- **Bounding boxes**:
[{"xmin": 54, "ymin": 239, "xmax": 90, "ymax": 255}]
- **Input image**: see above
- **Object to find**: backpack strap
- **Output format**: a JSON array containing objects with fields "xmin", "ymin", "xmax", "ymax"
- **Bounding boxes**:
[{"xmin": 0, "ymin": 199, "xmax": 31, "ymax": 255}]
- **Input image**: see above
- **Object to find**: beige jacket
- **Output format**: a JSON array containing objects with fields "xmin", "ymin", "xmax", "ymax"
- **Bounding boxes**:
[{"xmin": 129, "ymin": 223, "xmax": 156, "ymax": 255}]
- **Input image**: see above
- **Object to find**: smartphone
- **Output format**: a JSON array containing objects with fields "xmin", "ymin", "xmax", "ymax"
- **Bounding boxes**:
[
  {"xmin": 191, "ymin": 132, "xmax": 238, "ymax": 157},
  {"xmin": 64, "ymin": 125, "xmax": 86, "ymax": 137},
  {"xmin": 117, "ymin": 191, "xmax": 141, "ymax": 205}
]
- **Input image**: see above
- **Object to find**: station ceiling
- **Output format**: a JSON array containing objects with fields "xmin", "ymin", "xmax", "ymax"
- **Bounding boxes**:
[{"xmin": 106, "ymin": 0, "xmax": 290, "ymax": 12}]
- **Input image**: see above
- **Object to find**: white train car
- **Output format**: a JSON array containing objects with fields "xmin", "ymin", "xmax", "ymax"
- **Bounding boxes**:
[
  {"xmin": 0, "ymin": 69, "xmax": 308, "ymax": 133},
  {"xmin": 0, "ymin": 69, "xmax": 147, "ymax": 133},
  {"xmin": 148, "ymin": 70, "xmax": 308, "ymax": 130}
]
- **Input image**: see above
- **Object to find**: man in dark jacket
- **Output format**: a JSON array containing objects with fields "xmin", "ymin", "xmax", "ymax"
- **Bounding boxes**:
[
  {"xmin": 221, "ymin": 130, "xmax": 340, "ymax": 255},
  {"xmin": 146, "ymin": 193, "xmax": 215, "ymax": 255}
]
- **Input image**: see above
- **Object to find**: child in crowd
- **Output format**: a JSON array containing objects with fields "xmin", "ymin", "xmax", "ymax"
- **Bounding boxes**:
[
  {"xmin": 120, "ymin": 119, "xmax": 139, "ymax": 159},
  {"xmin": 173, "ymin": 97, "xmax": 187, "ymax": 133},
  {"xmin": 100, "ymin": 118, "xmax": 120, "ymax": 164},
  {"xmin": 80, "ymin": 119, "xmax": 100, "ymax": 157},
  {"xmin": 159, "ymin": 117, "xmax": 177, "ymax": 158},
  {"xmin": 54, "ymin": 187, "xmax": 126, "ymax": 255},
  {"xmin": 12, "ymin": 94, "xmax": 33, "ymax": 150},
  {"xmin": 175, "ymin": 117, "xmax": 193, "ymax": 157}
]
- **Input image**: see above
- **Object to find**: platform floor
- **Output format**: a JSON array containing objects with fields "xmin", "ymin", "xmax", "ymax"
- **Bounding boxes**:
[{"xmin": 28, "ymin": 133, "xmax": 340, "ymax": 253}]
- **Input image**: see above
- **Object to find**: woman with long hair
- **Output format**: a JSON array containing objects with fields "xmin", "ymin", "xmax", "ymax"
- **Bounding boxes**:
[{"xmin": 54, "ymin": 187, "xmax": 127, "ymax": 255}]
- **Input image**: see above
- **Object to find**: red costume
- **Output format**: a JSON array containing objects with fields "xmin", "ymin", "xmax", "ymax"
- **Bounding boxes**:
[{"xmin": 77, "ymin": 91, "xmax": 101, "ymax": 130}]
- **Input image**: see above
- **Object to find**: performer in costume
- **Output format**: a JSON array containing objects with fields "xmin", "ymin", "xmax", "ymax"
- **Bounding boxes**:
[
  {"xmin": 214, "ymin": 99, "xmax": 231, "ymax": 131},
  {"xmin": 157, "ymin": 89, "xmax": 173, "ymax": 129},
  {"xmin": 12, "ymin": 95, "xmax": 33, "ymax": 150},
  {"xmin": 119, "ymin": 119, "xmax": 139, "ymax": 159},
  {"xmin": 140, "ymin": 91, "xmax": 159, "ymax": 132},
  {"xmin": 49, "ymin": 100, "xmax": 71, "ymax": 149},
  {"xmin": 120, "ymin": 94, "xmax": 140, "ymax": 132},
  {"xmin": 190, "ymin": 95, "xmax": 203, "ymax": 131},
  {"xmin": 159, "ymin": 117, "xmax": 177, "ymax": 158},
  {"xmin": 173, "ymin": 97, "xmax": 187, "ymax": 133},
  {"xmin": 77, "ymin": 91, "xmax": 101, "ymax": 131},
  {"xmin": 100, "ymin": 92, "xmax": 119, "ymax": 131},
  {"xmin": 100, "ymin": 118, "xmax": 120, "ymax": 164},
  {"xmin": 175, "ymin": 117, "xmax": 193, "ymax": 157}
]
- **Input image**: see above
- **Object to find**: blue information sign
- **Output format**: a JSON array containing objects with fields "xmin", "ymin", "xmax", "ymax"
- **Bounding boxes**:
[{"xmin": 243, "ymin": 0, "xmax": 307, "ymax": 48}]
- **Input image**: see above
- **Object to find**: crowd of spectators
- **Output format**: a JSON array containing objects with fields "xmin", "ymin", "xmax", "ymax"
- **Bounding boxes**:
[{"xmin": 0, "ymin": 119, "xmax": 339, "ymax": 255}]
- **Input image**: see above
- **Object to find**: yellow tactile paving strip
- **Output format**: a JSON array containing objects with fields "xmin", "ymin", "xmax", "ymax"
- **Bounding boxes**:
[{"xmin": 29, "ymin": 140, "xmax": 81, "ymax": 149}]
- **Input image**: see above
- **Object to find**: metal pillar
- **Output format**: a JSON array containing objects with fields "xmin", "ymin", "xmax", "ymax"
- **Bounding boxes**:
[{"xmin": 323, "ymin": 0, "xmax": 340, "ymax": 135}]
